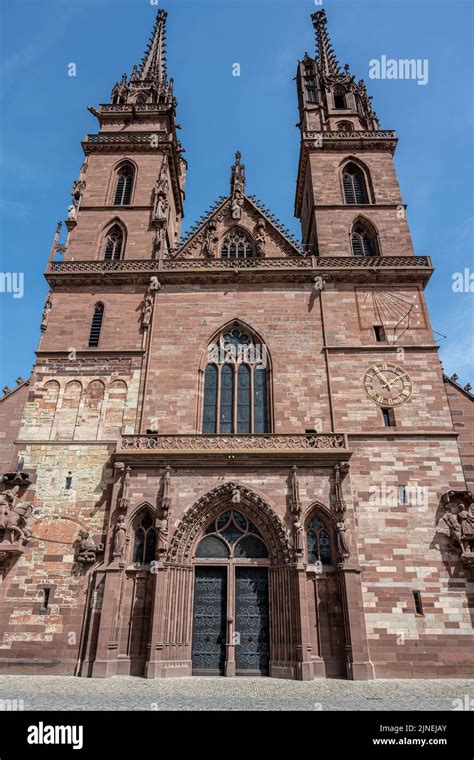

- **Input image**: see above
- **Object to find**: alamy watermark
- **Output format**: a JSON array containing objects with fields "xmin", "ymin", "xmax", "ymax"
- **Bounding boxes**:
[
  {"xmin": 369, "ymin": 56, "xmax": 429, "ymax": 86},
  {"xmin": 0, "ymin": 272, "xmax": 24, "ymax": 299}
]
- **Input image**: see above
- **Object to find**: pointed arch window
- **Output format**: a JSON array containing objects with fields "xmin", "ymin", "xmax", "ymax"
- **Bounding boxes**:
[
  {"xmin": 203, "ymin": 326, "xmax": 270, "ymax": 434},
  {"xmin": 333, "ymin": 86, "xmax": 347, "ymax": 110},
  {"xmin": 221, "ymin": 229, "xmax": 253, "ymax": 259},
  {"xmin": 351, "ymin": 219, "xmax": 379, "ymax": 257},
  {"xmin": 103, "ymin": 225, "xmax": 124, "ymax": 260},
  {"xmin": 88, "ymin": 303, "xmax": 104, "ymax": 347},
  {"xmin": 337, "ymin": 121, "xmax": 353, "ymax": 132},
  {"xmin": 342, "ymin": 162, "xmax": 368, "ymax": 204},
  {"xmin": 195, "ymin": 509, "xmax": 268, "ymax": 559},
  {"xmin": 133, "ymin": 512, "xmax": 157, "ymax": 565},
  {"xmin": 307, "ymin": 515, "xmax": 332, "ymax": 565},
  {"xmin": 113, "ymin": 164, "xmax": 134, "ymax": 206}
]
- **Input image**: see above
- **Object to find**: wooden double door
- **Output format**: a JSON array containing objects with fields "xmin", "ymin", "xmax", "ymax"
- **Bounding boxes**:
[{"xmin": 191, "ymin": 565, "xmax": 269, "ymax": 676}]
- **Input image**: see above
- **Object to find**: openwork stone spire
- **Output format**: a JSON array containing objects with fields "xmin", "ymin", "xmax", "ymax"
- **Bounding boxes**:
[
  {"xmin": 139, "ymin": 9, "xmax": 168, "ymax": 82},
  {"xmin": 311, "ymin": 9, "xmax": 341, "ymax": 76},
  {"xmin": 109, "ymin": 9, "xmax": 174, "ymax": 107}
]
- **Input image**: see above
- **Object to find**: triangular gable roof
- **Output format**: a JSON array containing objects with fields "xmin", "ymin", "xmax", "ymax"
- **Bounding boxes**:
[{"xmin": 173, "ymin": 194, "xmax": 303, "ymax": 258}]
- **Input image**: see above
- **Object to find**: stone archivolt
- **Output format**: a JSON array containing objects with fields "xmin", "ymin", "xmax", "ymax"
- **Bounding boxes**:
[{"xmin": 167, "ymin": 481, "xmax": 291, "ymax": 565}]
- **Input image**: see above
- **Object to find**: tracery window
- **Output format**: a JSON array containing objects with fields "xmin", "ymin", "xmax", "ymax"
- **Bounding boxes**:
[
  {"xmin": 113, "ymin": 164, "xmax": 134, "ymax": 206},
  {"xmin": 337, "ymin": 121, "xmax": 353, "ymax": 131},
  {"xmin": 351, "ymin": 219, "xmax": 379, "ymax": 256},
  {"xmin": 306, "ymin": 515, "xmax": 332, "ymax": 565},
  {"xmin": 195, "ymin": 509, "xmax": 269, "ymax": 559},
  {"xmin": 103, "ymin": 225, "xmax": 123, "ymax": 260},
  {"xmin": 342, "ymin": 162, "xmax": 368, "ymax": 204},
  {"xmin": 221, "ymin": 228, "xmax": 253, "ymax": 259},
  {"xmin": 203, "ymin": 326, "xmax": 269, "ymax": 434},
  {"xmin": 133, "ymin": 512, "xmax": 157, "ymax": 565}
]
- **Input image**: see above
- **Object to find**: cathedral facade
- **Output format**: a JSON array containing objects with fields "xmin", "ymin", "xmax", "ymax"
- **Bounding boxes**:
[{"xmin": 0, "ymin": 9, "xmax": 472, "ymax": 680}]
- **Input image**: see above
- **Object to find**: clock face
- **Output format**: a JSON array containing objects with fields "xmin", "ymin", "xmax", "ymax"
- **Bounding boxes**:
[{"xmin": 364, "ymin": 362, "xmax": 412, "ymax": 407}]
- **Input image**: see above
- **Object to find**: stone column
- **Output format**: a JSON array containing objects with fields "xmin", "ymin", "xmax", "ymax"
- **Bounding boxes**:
[
  {"xmin": 294, "ymin": 566, "xmax": 315, "ymax": 680},
  {"xmin": 339, "ymin": 563, "xmax": 374, "ymax": 680},
  {"xmin": 90, "ymin": 567, "xmax": 123, "ymax": 678}
]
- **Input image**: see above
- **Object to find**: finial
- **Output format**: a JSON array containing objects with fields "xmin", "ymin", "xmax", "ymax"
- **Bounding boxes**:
[
  {"xmin": 230, "ymin": 151, "xmax": 246, "ymax": 196},
  {"xmin": 311, "ymin": 8, "xmax": 341, "ymax": 76}
]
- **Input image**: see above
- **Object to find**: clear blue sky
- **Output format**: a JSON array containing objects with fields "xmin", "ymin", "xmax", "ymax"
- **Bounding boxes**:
[{"xmin": 0, "ymin": 0, "xmax": 473, "ymax": 389}]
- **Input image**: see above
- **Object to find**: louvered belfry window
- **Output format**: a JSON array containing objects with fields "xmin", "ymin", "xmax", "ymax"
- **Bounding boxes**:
[
  {"xmin": 333, "ymin": 87, "xmax": 347, "ymax": 109},
  {"xmin": 203, "ymin": 326, "xmax": 269, "ymax": 434},
  {"xmin": 113, "ymin": 165, "xmax": 134, "ymax": 205},
  {"xmin": 88, "ymin": 303, "xmax": 104, "ymax": 347},
  {"xmin": 342, "ymin": 163, "xmax": 368, "ymax": 204},
  {"xmin": 351, "ymin": 222, "xmax": 377, "ymax": 257},
  {"xmin": 104, "ymin": 226, "xmax": 123, "ymax": 260}
]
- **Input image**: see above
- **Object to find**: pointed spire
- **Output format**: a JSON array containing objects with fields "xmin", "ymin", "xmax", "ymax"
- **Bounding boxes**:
[
  {"xmin": 139, "ymin": 9, "xmax": 168, "ymax": 83},
  {"xmin": 109, "ymin": 9, "xmax": 175, "ymax": 107},
  {"xmin": 311, "ymin": 9, "xmax": 341, "ymax": 75},
  {"xmin": 230, "ymin": 151, "xmax": 246, "ymax": 196}
]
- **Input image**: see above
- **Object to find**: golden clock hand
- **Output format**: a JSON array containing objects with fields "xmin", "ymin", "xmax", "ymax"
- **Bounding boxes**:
[{"xmin": 374, "ymin": 368, "xmax": 391, "ymax": 389}]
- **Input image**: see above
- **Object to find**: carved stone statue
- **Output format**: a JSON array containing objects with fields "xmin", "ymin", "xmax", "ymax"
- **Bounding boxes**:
[
  {"xmin": 436, "ymin": 503, "xmax": 462, "ymax": 544},
  {"xmin": 436, "ymin": 491, "xmax": 474, "ymax": 568},
  {"xmin": 333, "ymin": 461, "xmax": 349, "ymax": 514},
  {"xmin": 41, "ymin": 295, "xmax": 52, "ymax": 332},
  {"xmin": 141, "ymin": 293, "xmax": 153, "ymax": 330},
  {"xmin": 154, "ymin": 194, "xmax": 168, "ymax": 222},
  {"xmin": 336, "ymin": 520, "xmax": 350, "ymax": 562},
  {"xmin": 230, "ymin": 151, "xmax": 246, "ymax": 195},
  {"xmin": 0, "ymin": 486, "xmax": 32, "ymax": 545},
  {"xmin": 152, "ymin": 157, "xmax": 169, "ymax": 224},
  {"xmin": 118, "ymin": 466, "xmax": 131, "ymax": 510},
  {"xmin": 157, "ymin": 465, "xmax": 172, "ymax": 557},
  {"xmin": 459, "ymin": 505, "xmax": 474, "ymax": 556},
  {"xmin": 293, "ymin": 517, "xmax": 305, "ymax": 559},
  {"xmin": 76, "ymin": 530, "xmax": 104, "ymax": 564},
  {"xmin": 69, "ymin": 179, "xmax": 85, "ymax": 220},
  {"xmin": 113, "ymin": 515, "xmax": 127, "ymax": 560},
  {"xmin": 204, "ymin": 221, "xmax": 218, "ymax": 257},
  {"xmin": 255, "ymin": 219, "xmax": 266, "ymax": 256},
  {"xmin": 231, "ymin": 191, "xmax": 243, "ymax": 220},
  {"xmin": 289, "ymin": 466, "xmax": 304, "ymax": 562}
]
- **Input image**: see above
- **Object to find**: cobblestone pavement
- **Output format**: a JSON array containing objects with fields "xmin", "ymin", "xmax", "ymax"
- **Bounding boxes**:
[{"xmin": 0, "ymin": 676, "xmax": 472, "ymax": 711}]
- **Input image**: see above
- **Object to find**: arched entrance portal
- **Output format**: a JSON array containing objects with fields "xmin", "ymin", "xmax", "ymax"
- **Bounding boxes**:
[{"xmin": 192, "ymin": 509, "xmax": 270, "ymax": 676}]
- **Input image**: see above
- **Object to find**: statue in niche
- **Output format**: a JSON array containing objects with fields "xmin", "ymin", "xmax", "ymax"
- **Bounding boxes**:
[
  {"xmin": 157, "ymin": 466, "xmax": 172, "ymax": 558},
  {"xmin": 204, "ymin": 221, "xmax": 218, "ymax": 257},
  {"xmin": 231, "ymin": 191, "xmax": 243, "ymax": 220},
  {"xmin": 336, "ymin": 520, "xmax": 350, "ymax": 562},
  {"xmin": 113, "ymin": 515, "xmax": 127, "ymax": 560}
]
